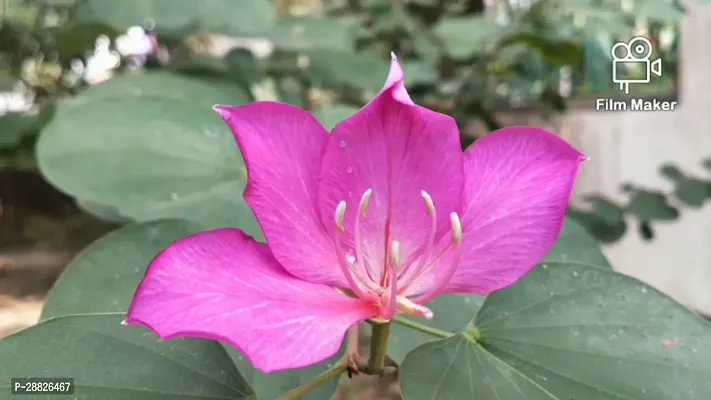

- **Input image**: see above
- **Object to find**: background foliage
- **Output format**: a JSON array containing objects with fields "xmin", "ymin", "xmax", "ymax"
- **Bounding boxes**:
[{"xmin": 2, "ymin": 0, "xmax": 710, "ymax": 399}]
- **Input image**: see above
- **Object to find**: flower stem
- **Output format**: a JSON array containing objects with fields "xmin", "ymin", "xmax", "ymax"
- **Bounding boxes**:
[
  {"xmin": 392, "ymin": 316, "xmax": 453, "ymax": 338},
  {"xmin": 276, "ymin": 363, "xmax": 347, "ymax": 400},
  {"xmin": 367, "ymin": 321, "xmax": 391, "ymax": 375}
]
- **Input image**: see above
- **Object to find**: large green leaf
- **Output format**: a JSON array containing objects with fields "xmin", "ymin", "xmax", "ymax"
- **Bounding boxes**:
[
  {"xmin": 41, "ymin": 219, "xmax": 202, "ymax": 319},
  {"xmin": 226, "ymin": 344, "xmax": 345, "ymax": 400},
  {"xmin": 267, "ymin": 16, "xmax": 356, "ymax": 51},
  {"xmin": 312, "ymin": 105, "xmax": 358, "ymax": 131},
  {"xmin": 72, "ymin": 0, "xmax": 275, "ymax": 36},
  {"xmin": 40, "ymin": 220, "xmax": 344, "ymax": 400},
  {"xmin": 0, "ymin": 314, "xmax": 255, "ymax": 400},
  {"xmin": 543, "ymin": 216, "xmax": 611, "ymax": 268},
  {"xmin": 389, "ymin": 218, "xmax": 609, "ymax": 363},
  {"xmin": 400, "ymin": 263, "xmax": 711, "ymax": 399},
  {"xmin": 433, "ymin": 16, "xmax": 517, "ymax": 59},
  {"xmin": 36, "ymin": 72, "xmax": 260, "ymax": 233}
]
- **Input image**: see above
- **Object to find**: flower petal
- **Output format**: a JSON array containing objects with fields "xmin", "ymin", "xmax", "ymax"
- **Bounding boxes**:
[
  {"xmin": 317, "ymin": 57, "xmax": 464, "ymax": 283},
  {"xmin": 214, "ymin": 102, "xmax": 344, "ymax": 287},
  {"xmin": 440, "ymin": 126, "xmax": 586, "ymax": 294},
  {"xmin": 125, "ymin": 228, "xmax": 378, "ymax": 373}
]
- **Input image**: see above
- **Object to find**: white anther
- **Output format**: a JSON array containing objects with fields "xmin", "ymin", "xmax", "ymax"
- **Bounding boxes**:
[
  {"xmin": 335, "ymin": 201, "xmax": 347, "ymax": 231},
  {"xmin": 390, "ymin": 240, "xmax": 402, "ymax": 270},
  {"xmin": 450, "ymin": 212, "xmax": 462, "ymax": 244},
  {"xmin": 420, "ymin": 190, "xmax": 435, "ymax": 215},
  {"xmin": 359, "ymin": 189, "xmax": 373, "ymax": 218}
]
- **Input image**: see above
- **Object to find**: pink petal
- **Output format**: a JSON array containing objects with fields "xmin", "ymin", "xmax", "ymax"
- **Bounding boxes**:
[
  {"xmin": 440, "ymin": 126, "xmax": 586, "ymax": 294},
  {"xmin": 125, "ymin": 228, "xmax": 378, "ymax": 373},
  {"xmin": 214, "ymin": 102, "xmax": 345, "ymax": 287},
  {"xmin": 317, "ymin": 57, "xmax": 464, "ymax": 283}
]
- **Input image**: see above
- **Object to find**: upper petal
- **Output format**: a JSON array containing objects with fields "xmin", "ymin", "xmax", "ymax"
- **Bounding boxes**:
[
  {"xmin": 214, "ymin": 102, "xmax": 345, "ymax": 287},
  {"xmin": 441, "ymin": 126, "xmax": 586, "ymax": 295},
  {"xmin": 125, "ymin": 228, "xmax": 378, "ymax": 373},
  {"xmin": 317, "ymin": 56, "xmax": 464, "ymax": 283}
]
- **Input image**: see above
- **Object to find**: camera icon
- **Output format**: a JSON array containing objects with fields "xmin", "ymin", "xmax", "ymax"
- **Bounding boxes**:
[{"xmin": 611, "ymin": 36, "xmax": 662, "ymax": 94}]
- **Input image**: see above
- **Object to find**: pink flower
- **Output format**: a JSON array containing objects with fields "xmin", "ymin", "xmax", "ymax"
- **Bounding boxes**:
[{"xmin": 124, "ymin": 53, "xmax": 586, "ymax": 373}]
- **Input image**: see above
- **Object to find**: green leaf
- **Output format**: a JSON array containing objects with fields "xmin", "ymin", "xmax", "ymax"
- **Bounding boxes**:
[
  {"xmin": 543, "ymin": 216, "xmax": 611, "ymax": 268},
  {"xmin": 36, "ymin": 72, "xmax": 261, "ymax": 233},
  {"xmin": 75, "ymin": 198, "xmax": 132, "ymax": 224},
  {"xmin": 41, "ymin": 219, "xmax": 202, "ymax": 320},
  {"xmin": 268, "ymin": 17, "xmax": 356, "ymax": 51},
  {"xmin": 400, "ymin": 263, "xmax": 711, "ymax": 399},
  {"xmin": 389, "ymin": 217, "xmax": 609, "ymax": 364},
  {"xmin": 225, "ymin": 344, "xmax": 345, "ymax": 400},
  {"xmin": 312, "ymin": 105, "xmax": 358, "ymax": 130},
  {"xmin": 306, "ymin": 51, "xmax": 389, "ymax": 93},
  {"xmin": 40, "ymin": 219, "xmax": 343, "ymax": 400},
  {"xmin": 72, "ymin": 0, "xmax": 275, "ymax": 36},
  {"xmin": 390, "ymin": 294, "xmax": 485, "ymax": 364},
  {"xmin": 625, "ymin": 188, "xmax": 679, "ymax": 221},
  {"xmin": 0, "ymin": 112, "xmax": 37, "ymax": 148},
  {"xmin": 0, "ymin": 314, "xmax": 256, "ymax": 399},
  {"xmin": 433, "ymin": 16, "xmax": 516, "ymax": 59}
]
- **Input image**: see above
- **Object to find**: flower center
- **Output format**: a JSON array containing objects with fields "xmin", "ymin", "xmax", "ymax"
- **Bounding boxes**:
[{"xmin": 331, "ymin": 188, "xmax": 464, "ymax": 320}]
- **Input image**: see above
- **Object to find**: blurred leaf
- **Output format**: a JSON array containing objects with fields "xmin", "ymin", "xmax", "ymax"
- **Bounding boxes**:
[
  {"xmin": 72, "ymin": 0, "xmax": 275, "ymax": 36},
  {"xmin": 37, "ymin": 71, "xmax": 261, "ymax": 233},
  {"xmin": 660, "ymin": 164, "xmax": 710, "ymax": 208},
  {"xmin": 401, "ymin": 60, "xmax": 439, "ymax": 86},
  {"xmin": 632, "ymin": 1, "xmax": 684, "ymax": 23},
  {"xmin": 0, "ymin": 314, "xmax": 255, "ymax": 399},
  {"xmin": 268, "ymin": 16, "xmax": 356, "ymax": 51},
  {"xmin": 625, "ymin": 188, "xmax": 679, "ymax": 221},
  {"xmin": 400, "ymin": 263, "xmax": 711, "ymax": 399},
  {"xmin": 501, "ymin": 32, "xmax": 582, "ymax": 66},
  {"xmin": 0, "ymin": 112, "xmax": 37, "ymax": 148},
  {"xmin": 312, "ymin": 104, "xmax": 358, "ymax": 130},
  {"xmin": 74, "ymin": 198, "xmax": 132, "ymax": 224},
  {"xmin": 433, "ymin": 16, "xmax": 517, "ymax": 59},
  {"xmin": 307, "ymin": 50, "xmax": 389, "ymax": 92},
  {"xmin": 639, "ymin": 220, "xmax": 655, "ymax": 240},
  {"xmin": 567, "ymin": 196, "xmax": 627, "ymax": 244},
  {"xmin": 52, "ymin": 23, "xmax": 121, "ymax": 63},
  {"xmin": 702, "ymin": 158, "xmax": 711, "ymax": 173}
]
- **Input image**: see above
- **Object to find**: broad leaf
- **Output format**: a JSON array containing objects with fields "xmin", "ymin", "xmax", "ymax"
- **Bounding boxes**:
[
  {"xmin": 400, "ymin": 263, "xmax": 711, "ymax": 399},
  {"xmin": 389, "ymin": 218, "xmax": 609, "ymax": 363},
  {"xmin": 0, "ymin": 314, "xmax": 255, "ymax": 400},
  {"xmin": 226, "ymin": 344, "xmax": 345, "ymax": 400},
  {"xmin": 433, "ymin": 16, "xmax": 517, "ymax": 58},
  {"xmin": 72, "ymin": 0, "xmax": 275, "ymax": 36},
  {"xmin": 312, "ymin": 105, "xmax": 358, "ymax": 131},
  {"xmin": 268, "ymin": 17, "xmax": 356, "ymax": 51},
  {"xmin": 40, "ymin": 219, "xmax": 343, "ymax": 400},
  {"xmin": 36, "ymin": 72, "xmax": 260, "ymax": 233},
  {"xmin": 41, "ymin": 219, "xmax": 202, "ymax": 320}
]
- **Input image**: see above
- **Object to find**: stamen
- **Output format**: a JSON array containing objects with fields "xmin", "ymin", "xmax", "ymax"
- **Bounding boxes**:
[
  {"xmin": 359, "ymin": 189, "xmax": 373, "ymax": 218},
  {"xmin": 335, "ymin": 201, "xmax": 347, "ymax": 231},
  {"xmin": 355, "ymin": 189, "xmax": 376, "ymax": 282},
  {"xmin": 412, "ymin": 212, "xmax": 465, "ymax": 304},
  {"xmin": 332, "ymin": 201, "xmax": 380, "ymax": 300},
  {"xmin": 450, "ymin": 212, "xmax": 462, "ymax": 244},
  {"xmin": 421, "ymin": 190, "xmax": 435, "ymax": 215},
  {"xmin": 390, "ymin": 240, "xmax": 402, "ymax": 271},
  {"xmin": 396, "ymin": 295, "xmax": 433, "ymax": 319},
  {"xmin": 396, "ymin": 190, "xmax": 437, "ymax": 287}
]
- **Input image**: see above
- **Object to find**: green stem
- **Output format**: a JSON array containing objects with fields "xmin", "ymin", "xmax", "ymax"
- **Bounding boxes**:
[
  {"xmin": 276, "ymin": 364, "xmax": 347, "ymax": 400},
  {"xmin": 367, "ymin": 321, "xmax": 392, "ymax": 375},
  {"xmin": 392, "ymin": 316, "xmax": 453, "ymax": 339}
]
